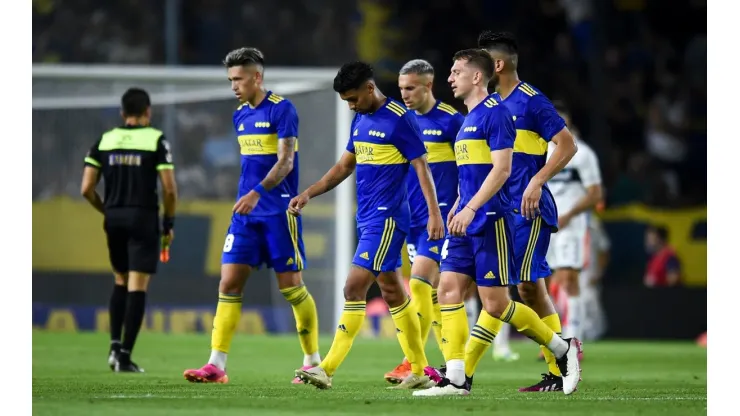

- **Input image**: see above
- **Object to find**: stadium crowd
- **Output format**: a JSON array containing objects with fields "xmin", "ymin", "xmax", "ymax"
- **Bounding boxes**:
[{"xmin": 33, "ymin": 0, "xmax": 706, "ymax": 207}]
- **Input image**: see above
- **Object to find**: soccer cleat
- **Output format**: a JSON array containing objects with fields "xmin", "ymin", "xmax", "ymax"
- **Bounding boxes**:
[
  {"xmin": 387, "ymin": 368, "xmax": 433, "ymax": 390},
  {"xmin": 493, "ymin": 349, "xmax": 520, "ymax": 362},
  {"xmin": 412, "ymin": 377, "xmax": 470, "ymax": 396},
  {"xmin": 292, "ymin": 365, "xmax": 313, "ymax": 384},
  {"xmin": 115, "ymin": 359, "xmax": 144, "ymax": 373},
  {"xmin": 384, "ymin": 359, "xmax": 412, "ymax": 384},
  {"xmin": 183, "ymin": 364, "xmax": 229, "ymax": 383},
  {"xmin": 108, "ymin": 350, "xmax": 117, "ymax": 371},
  {"xmin": 518, "ymin": 373, "xmax": 563, "ymax": 392},
  {"xmin": 295, "ymin": 366, "xmax": 332, "ymax": 389},
  {"xmin": 555, "ymin": 338, "xmax": 583, "ymax": 395}
]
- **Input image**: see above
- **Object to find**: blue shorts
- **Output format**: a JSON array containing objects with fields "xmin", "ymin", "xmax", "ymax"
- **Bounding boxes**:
[
  {"xmin": 510, "ymin": 214, "xmax": 552, "ymax": 282},
  {"xmin": 353, "ymin": 218, "xmax": 405, "ymax": 276},
  {"xmin": 439, "ymin": 216, "xmax": 517, "ymax": 287},
  {"xmin": 221, "ymin": 212, "xmax": 306, "ymax": 273},
  {"xmin": 406, "ymin": 225, "xmax": 445, "ymax": 264}
]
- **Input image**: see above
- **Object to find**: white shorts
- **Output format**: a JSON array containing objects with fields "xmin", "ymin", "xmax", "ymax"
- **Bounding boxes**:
[{"xmin": 546, "ymin": 214, "xmax": 587, "ymax": 270}]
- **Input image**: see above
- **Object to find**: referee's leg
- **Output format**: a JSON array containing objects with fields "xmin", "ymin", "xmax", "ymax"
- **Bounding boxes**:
[{"xmin": 105, "ymin": 226, "xmax": 129, "ymax": 371}]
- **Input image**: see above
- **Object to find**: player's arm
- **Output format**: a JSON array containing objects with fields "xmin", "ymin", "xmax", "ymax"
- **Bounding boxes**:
[
  {"xmin": 465, "ymin": 108, "xmax": 515, "ymax": 211},
  {"xmin": 80, "ymin": 141, "xmax": 104, "ymax": 214},
  {"xmin": 396, "ymin": 114, "xmax": 444, "ymax": 239},
  {"xmin": 529, "ymin": 96, "xmax": 578, "ymax": 186},
  {"xmin": 561, "ymin": 147, "xmax": 603, "ymax": 225},
  {"xmin": 259, "ymin": 103, "xmax": 299, "ymax": 192},
  {"xmin": 156, "ymin": 136, "xmax": 177, "ymax": 236}
]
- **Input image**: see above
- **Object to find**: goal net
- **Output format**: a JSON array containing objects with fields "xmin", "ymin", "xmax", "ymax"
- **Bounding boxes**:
[{"xmin": 32, "ymin": 64, "xmax": 354, "ymax": 333}]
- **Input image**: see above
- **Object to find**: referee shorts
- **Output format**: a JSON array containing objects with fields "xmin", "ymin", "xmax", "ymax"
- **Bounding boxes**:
[{"xmin": 104, "ymin": 208, "xmax": 160, "ymax": 275}]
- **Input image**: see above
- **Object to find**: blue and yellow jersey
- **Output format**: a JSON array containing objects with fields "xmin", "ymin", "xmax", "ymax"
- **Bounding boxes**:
[
  {"xmin": 347, "ymin": 98, "xmax": 427, "ymax": 232},
  {"xmin": 454, "ymin": 95, "xmax": 516, "ymax": 235},
  {"xmin": 492, "ymin": 82, "xmax": 566, "ymax": 229},
  {"xmin": 233, "ymin": 91, "xmax": 299, "ymax": 216},
  {"xmin": 406, "ymin": 101, "xmax": 464, "ymax": 228}
]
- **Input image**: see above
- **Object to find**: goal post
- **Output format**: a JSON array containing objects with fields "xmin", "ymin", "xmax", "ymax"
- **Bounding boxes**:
[{"xmin": 32, "ymin": 64, "xmax": 354, "ymax": 332}]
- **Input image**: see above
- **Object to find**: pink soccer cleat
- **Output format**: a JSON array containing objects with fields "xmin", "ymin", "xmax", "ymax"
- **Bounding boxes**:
[
  {"xmin": 293, "ymin": 365, "xmax": 313, "ymax": 384},
  {"xmin": 183, "ymin": 363, "xmax": 229, "ymax": 384}
]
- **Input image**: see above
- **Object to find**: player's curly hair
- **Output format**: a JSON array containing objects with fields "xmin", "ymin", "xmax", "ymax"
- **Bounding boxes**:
[
  {"xmin": 223, "ymin": 47, "xmax": 265, "ymax": 68},
  {"xmin": 452, "ymin": 49, "xmax": 495, "ymax": 81},
  {"xmin": 333, "ymin": 61, "xmax": 374, "ymax": 93},
  {"xmin": 477, "ymin": 31, "xmax": 519, "ymax": 55}
]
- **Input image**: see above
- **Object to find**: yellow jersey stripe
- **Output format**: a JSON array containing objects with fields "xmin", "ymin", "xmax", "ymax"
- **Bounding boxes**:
[
  {"xmin": 374, "ymin": 218, "xmax": 396, "ymax": 270},
  {"xmin": 387, "ymin": 102, "xmax": 406, "ymax": 116},
  {"xmin": 501, "ymin": 218, "xmax": 509, "ymax": 285},
  {"xmin": 520, "ymin": 83, "xmax": 537, "ymax": 96},
  {"xmin": 386, "ymin": 106, "xmax": 404, "ymax": 117},
  {"xmin": 286, "ymin": 212, "xmax": 304, "ymax": 269},
  {"xmin": 438, "ymin": 102, "xmax": 457, "ymax": 112}
]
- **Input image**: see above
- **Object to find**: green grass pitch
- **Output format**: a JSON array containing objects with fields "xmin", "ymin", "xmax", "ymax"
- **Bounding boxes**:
[{"xmin": 33, "ymin": 332, "xmax": 706, "ymax": 415}]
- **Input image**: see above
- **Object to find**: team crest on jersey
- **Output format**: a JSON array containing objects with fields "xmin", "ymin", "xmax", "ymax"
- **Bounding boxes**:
[
  {"xmin": 463, "ymin": 126, "xmax": 477, "ymax": 132},
  {"xmin": 255, "ymin": 121, "xmax": 271, "ymax": 128},
  {"xmin": 368, "ymin": 130, "xmax": 386, "ymax": 138},
  {"xmin": 423, "ymin": 129, "xmax": 442, "ymax": 136}
]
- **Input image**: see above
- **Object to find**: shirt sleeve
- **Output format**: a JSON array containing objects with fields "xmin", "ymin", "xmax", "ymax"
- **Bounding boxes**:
[
  {"xmin": 84, "ymin": 138, "xmax": 103, "ymax": 168},
  {"xmin": 526, "ymin": 94, "xmax": 566, "ymax": 141},
  {"xmin": 156, "ymin": 135, "xmax": 174, "ymax": 170},
  {"xmin": 390, "ymin": 113, "xmax": 427, "ymax": 160},
  {"xmin": 485, "ymin": 106, "xmax": 516, "ymax": 151},
  {"xmin": 578, "ymin": 145, "xmax": 603, "ymax": 188},
  {"xmin": 445, "ymin": 113, "xmax": 465, "ymax": 143},
  {"xmin": 273, "ymin": 101, "xmax": 299, "ymax": 139}
]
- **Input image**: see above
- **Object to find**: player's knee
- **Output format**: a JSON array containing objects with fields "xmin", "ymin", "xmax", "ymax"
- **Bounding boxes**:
[
  {"xmin": 557, "ymin": 269, "xmax": 580, "ymax": 295},
  {"xmin": 342, "ymin": 284, "xmax": 365, "ymax": 302},
  {"xmin": 517, "ymin": 281, "xmax": 538, "ymax": 305},
  {"xmin": 436, "ymin": 278, "xmax": 465, "ymax": 305},
  {"xmin": 479, "ymin": 288, "xmax": 510, "ymax": 319},
  {"xmin": 276, "ymin": 271, "xmax": 302, "ymax": 290},
  {"xmin": 127, "ymin": 272, "xmax": 150, "ymax": 291},
  {"xmin": 219, "ymin": 264, "xmax": 250, "ymax": 293}
]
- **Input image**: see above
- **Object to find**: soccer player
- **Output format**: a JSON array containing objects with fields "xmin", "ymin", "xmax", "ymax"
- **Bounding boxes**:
[
  {"xmin": 546, "ymin": 100, "xmax": 604, "ymax": 341},
  {"xmin": 81, "ymin": 88, "xmax": 178, "ymax": 373},
  {"xmin": 459, "ymin": 31, "xmax": 582, "ymax": 393},
  {"xmin": 414, "ymin": 49, "xmax": 581, "ymax": 397},
  {"xmin": 579, "ymin": 213, "xmax": 610, "ymax": 341},
  {"xmin": 290, "ymin": 61, "xmax": 444, "ymax": 389},
  {"xmin": 183, "ymin": 47, "xmax": 320, "ymax": 384},
  {"xmin": 383, "ymin": 59, "xmax": 463, "ymax": 384}
]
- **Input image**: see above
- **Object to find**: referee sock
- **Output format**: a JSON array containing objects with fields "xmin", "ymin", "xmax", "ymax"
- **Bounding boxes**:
[
  {"xmin": 121, "ymin": 291, "xmax": 147, "ymax": 357},
  {"xmin": 109, "ymin": 284, "xmax": 128, "ymax": 345}
]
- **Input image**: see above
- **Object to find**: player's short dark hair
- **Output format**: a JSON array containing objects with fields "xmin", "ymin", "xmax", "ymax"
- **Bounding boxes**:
[
  {"xmin": 452, "ymin": 49, "xmax": 495, "ymax": 81},
  {"xmin": 333, "ymin": 61, "xmax": 374, "ymax": 93},
  {"xmin": 477, "ymin": 31, "xmax": 519, "ymax": 55},
  {"xmin": 649, "ymin": 225, "xmax": 670, "ymax": 242},
  {"xmin": 223, "ymin": 47, "xmax": 265, "ymax": 68},
  {"xmin": 121, "ymin": 88, "xmax": 151, "ymax": 117},
  {"xmin": 399, "ymin": 59, "xmax": 434, "ymax": 76}
]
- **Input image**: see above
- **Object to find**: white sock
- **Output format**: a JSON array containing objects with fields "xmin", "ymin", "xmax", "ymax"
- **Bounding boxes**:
[
  {"xmin": 493, "ymin": 322, "xmax": 511, "ymax": 352},
  {"xmin": 547, "ymin": 335, "xmax": 569, "ymax": 359},
  {"xmin": 208, "ymin": 350, "xmax": 227, "ymax": 370},
  {"xmin": 304, "ymin": 352, "xmax": 321, "ymax": 367},
  {"xmin": 464, "ymin": 298, "xmax": 479, "ymax": 333},
  {"xmin": 565, "ymin": 296, "xmax": 584, "ymax": 340},
  {"xmin": 445, "ymin": 359, "xmax": 465, "ymax": 386}
]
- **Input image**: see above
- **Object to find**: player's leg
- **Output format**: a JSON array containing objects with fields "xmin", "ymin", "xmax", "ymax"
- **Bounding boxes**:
[
  {"xmin": 385, "ymin": 227, "xmax": 442, "ymax": 384},
  {"xmin": 474, "ymin": 217, "xmax": 581, "ymax": 395},
  {"xmin": 183, "ymin": 218, "xmax": 261, "ymax": 383},
  {"xmin": 413, "ymin": 236, "xmax": 475, "ymax": 396},
  {"xmin": 103, "ymin": 216, "xmax": 129, "ymax": 369},
  {"xmin": 464, "ymin": 282, "xmax": 479, "ymax": 333},
  {"xmin": 547, "ymin": 219, "xmax": 586, "ymax": 341},
  {"xmin": 267, "ymin": 213, "xmax": 321, "ymax": 382}
]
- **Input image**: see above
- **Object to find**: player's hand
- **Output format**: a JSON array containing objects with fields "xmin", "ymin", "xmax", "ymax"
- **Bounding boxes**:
[
  {"xmin": 427, "ymin": 212, "xmax": 445, "ymax": 241},
  {"xmin": 558, "ymin": 213, "xmax": 573, "ymax": 229},
  {"xmin": 449, "ymin": 206, "xmax": 475, "ymax": 237},
  {"xmin": 233, "ymin": 190, "xmax": 260, "ymax": 215},
  {"xmin": 447, "ymin": 208, "xmax": 456, "ymax": 229},
  {"xmin": 521, "ymin": 180, "xmax": 543, "ymax": 220},
  {"xmin": 288, "ymin": 192, "xmax": 310, "ymax": 216}
]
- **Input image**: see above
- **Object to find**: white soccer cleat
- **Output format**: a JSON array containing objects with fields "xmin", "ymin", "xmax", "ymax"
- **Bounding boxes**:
[
  {"xmin": 556, "ymin": 338, "xmax": 583, "ymax": 395},
  {"xmin": 387, "ymin": 373, "xmax": 431, "ymax": 390},
  {"xmin": 412, "ymin": 378, "xmax": 470, "ymax": 397},
  {"xmin": 295, "ymin": 366, "xmax": 332, "ymax": 389}
]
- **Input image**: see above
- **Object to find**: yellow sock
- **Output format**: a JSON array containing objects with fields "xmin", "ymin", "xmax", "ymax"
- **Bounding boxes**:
[
  {"xmin": 431, "ymin": 289, "xmax": 444, "ymax": 354},
  {"xmin": 390, "ymin": 297, "xmax": 429, "ymax": 375},
  {"xmin": 211, "ymin": 293, "xmax": 242, "ymax": 353},
  {"xmin": 320, "ymin": 301, "xmax": 365, "ymax": 376},
  {"xmin": 465, "ymin": 310, "xmax": 503, "ymax": 377},
  {"xmin": 440, "ymin": 303, "xmax": 468, "ymax": 361},
  {"xmin": 500, "ymin": 301, "xmax": 555, "ymax": 346},
  {"xmin": 540, "ymin": 313, "xmax": 562, "ymax": 376},
  {"xmin": 280, "ymin": 285, "xmax": 319, "ymax": 362},
  {"xmin": 409, "ymin": 277, "xmax": 434, "ymax": 346}
]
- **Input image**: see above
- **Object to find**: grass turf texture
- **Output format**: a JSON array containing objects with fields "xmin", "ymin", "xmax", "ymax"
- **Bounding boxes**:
[{"xmin": 33, "ymin": 332, "xmax": 706, "ymax": 415}]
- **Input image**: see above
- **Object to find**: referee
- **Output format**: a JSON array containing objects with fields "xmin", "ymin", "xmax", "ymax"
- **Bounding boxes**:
[{"xmin": 80, "ymin": 88, "xmax": 178, "ymax": 373}]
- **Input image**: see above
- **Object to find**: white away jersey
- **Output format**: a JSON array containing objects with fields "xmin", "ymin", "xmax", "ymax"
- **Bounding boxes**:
[{"xmin": 547, "ymin": 137, "xmax": 602, "ymax": 215}]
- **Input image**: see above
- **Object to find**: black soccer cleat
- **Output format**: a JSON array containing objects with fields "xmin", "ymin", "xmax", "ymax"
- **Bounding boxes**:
[
  {"xmin": 518, "ymin": 373, "xmax": 563, "ymax": 392},
  {"xmin": 114, "ymin": 353, "xmax": 145, "ymax": 373}
]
